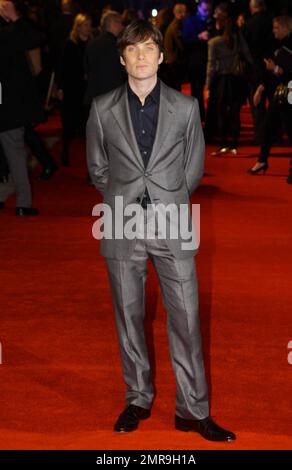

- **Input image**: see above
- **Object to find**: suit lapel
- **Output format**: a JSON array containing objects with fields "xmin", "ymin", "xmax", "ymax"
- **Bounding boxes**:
[
  {"xmin": 110, "ymin": 81, "xmax": 176, "ymax": 170},
  {"xmin": 147, "ymin": 82, "xmax": 175, "ymax": 169},
  {"xmin": 111, "ymin": 84, "xmax": 144, "ymax": 168}
]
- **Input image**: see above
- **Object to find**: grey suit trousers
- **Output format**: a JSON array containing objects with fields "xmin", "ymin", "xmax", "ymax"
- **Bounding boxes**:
[
  {"xmin": 106, "ymin": 207, "xmax": 209, "ymax": 420},
  {"xmin": 0, "ymin": 127, "xmax": 32, "ymax": 207}
]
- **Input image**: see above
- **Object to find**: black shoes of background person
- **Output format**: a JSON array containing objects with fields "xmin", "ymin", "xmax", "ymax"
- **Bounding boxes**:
[
  {"xmin": 0, "ymin": 204, "xmax": 39, "ymax": 216},
  {"xmin": 16, "ymin": 207, "xmax": 39, "ymax": 217},
  {"xmin": 114, "ymin": 405, "xmax": 151, "ymax": 433},
  {"xmin": 36, "ymin": 164, "xmax": 58, "ymax": 181},
  {"xmin": 175, "ymin": 415, "xmax": 236, "ymax": 442},
  {"xmin": 114, "ymin": 405, "xmax": 236, "ymax": 441},
  {"xmin": 0, "ymin": 174, "xmax": 9, "ymax": 183}
]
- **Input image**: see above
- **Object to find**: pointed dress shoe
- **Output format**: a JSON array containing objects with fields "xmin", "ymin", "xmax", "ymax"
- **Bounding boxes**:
[
  {"xmin": 247, "ymin": 162, "xmax": 269, "ymax": 175},
  {"xmin": 114, "ymin": 405, "xmax": 151, "ymax": 433},
  {"xmin": 211, "ymin": 147, "xmax": 230, "ymax": 156},
  {"xmin": 175, "ymin": 415, "xmax": 236, "ymax": 442},
  {"xmin": 16, "ymin": 207, "xmax": 39, "ymax": 217}
]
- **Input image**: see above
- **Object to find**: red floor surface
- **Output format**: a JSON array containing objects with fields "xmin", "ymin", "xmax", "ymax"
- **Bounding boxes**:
[{"xmin": 0, "ymin": 104, "xmax": 292, "ymax": 450}]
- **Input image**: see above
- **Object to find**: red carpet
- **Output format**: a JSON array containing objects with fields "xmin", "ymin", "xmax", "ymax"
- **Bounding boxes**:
[{"xmin": 0, "ymin": 103, "xmax": 292, "ymax": 450}]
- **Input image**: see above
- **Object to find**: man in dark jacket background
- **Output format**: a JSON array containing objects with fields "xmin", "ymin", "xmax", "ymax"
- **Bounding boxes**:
[
  {"xmin": 0, "ymin": 0, "xmax": 41, "ymax": 215},
  {"xmin": 84, "ymin": 10, "xmax": 126, "ymax": 105},
  {"xmin": 182, "ymin": 0, "xmax": 213, "ymax": 121},
  {"xmin": 243, "ymin": 0, "xmax": 274, "ymax": 143}
]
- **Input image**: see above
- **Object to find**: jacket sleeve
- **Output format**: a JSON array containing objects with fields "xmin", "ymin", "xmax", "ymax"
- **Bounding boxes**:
[
  {"xmin": 86, "ymin": 100, "xmax": 109, "ymax": 196},
  {"xmin": 183, "ymin": 99, "xmax": 205, "ymax": 195}
]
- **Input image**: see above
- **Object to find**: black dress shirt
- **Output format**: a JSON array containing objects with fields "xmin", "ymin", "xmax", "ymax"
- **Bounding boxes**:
[{"xmin": 127, "ymin": 79, "xmax": 160, "ymax": 207}]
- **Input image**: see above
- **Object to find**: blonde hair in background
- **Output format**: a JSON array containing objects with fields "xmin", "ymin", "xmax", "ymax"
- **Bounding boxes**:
[
  {"xmin": 100, "ymin": 10, "xmax": 122, "ymax": 32},
  {"xmin": 70, "ymin": 13, "xmax": 91, "ymax": 44}
]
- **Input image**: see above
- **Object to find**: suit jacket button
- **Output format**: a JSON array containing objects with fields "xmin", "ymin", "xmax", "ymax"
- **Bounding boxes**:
[{"xmin": 136, "ymin": 197, "xmax": 141, "ymax": 203}]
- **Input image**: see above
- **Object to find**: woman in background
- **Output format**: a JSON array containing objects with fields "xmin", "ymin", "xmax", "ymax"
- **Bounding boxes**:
[
  {"xmin": 247, "ymin": 15, "xmax": 292, "ymax": 183},
  {"xmin": 59, "ymin": 13, "xmax": 92, "ymax": 166},
  {"xmin": 206, "ymin": 13, "xmax": 253, "ymax": 156}
]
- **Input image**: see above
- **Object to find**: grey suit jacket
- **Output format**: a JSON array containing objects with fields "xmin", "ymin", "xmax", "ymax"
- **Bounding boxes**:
[{"xmin": 86, "ymin": 81, "xmax": 205, "ymax": 260}]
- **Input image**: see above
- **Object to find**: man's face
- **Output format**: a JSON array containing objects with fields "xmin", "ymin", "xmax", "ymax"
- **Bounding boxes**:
[
  {"xmin": 273, "ymin": 21, "xmax": 288, "ymax": 40},
  {"xmin": 120, "ymin": 39, "xmax": 163, "ymax": 81},
  {"xmin": 112, "ymin": 18, "xmax": 124, "ymax": 36},
  {"xmin": 198, "ymin": 1, "xmax": 211, "ymax": 20},
  {"xmin": 173, "ymin": 4, "xmax": 187, "ymax": 21}
]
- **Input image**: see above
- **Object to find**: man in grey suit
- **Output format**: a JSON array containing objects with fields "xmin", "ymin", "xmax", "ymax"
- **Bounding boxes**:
[{"xmin": 87, "ymin": 20, "xmax": 235, "ymax": 442}]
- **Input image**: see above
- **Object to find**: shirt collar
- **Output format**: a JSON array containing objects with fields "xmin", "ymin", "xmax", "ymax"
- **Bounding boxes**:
[{"xmin": 127, "ymin": 79, "xmax": 160, "ymax": 105}]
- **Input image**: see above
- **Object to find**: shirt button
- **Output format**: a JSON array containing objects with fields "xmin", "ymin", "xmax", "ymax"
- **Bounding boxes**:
[
  {"xmin": 142, "ymin": 130, "xmax": 146, "ymax": 134},
  {"xmin": 144, "ymin": 172, "xmax": 149, "ymax": 177},
  {"xmin": 143, "ymin": 150, "xmax": 147, "ymax": 155}
]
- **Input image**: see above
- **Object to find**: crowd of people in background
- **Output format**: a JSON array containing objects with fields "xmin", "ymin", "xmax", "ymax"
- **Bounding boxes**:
[{"xmin": 0, "ymin": 0, "xmax": 292, "ymax": 216}]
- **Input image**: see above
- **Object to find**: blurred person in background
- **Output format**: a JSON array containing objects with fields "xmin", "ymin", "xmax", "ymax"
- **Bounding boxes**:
[
  {"xmin": 236, "ymin": 12, "xmax": 246, "ymax": 30},
  {"xmin": 247, "ymin": 15, "xmax": 292, "ymax": 183},
  {"xmin": 122, "ymin": 8, "xmax": 139, "ymax": 27},
  {"xmin": 163, "ymin": 2, "xmax": 187, "ymax": 91},
  {"xmin": 59, "ymin": 13, "xmax": 92, "ymax": 166},
  {"xmin": 84, "ymin": 11, "xmax": 125, "ymax": 106},
  {"xmin": 48, "ymin": 0, "xmax": 76, "ymax": 91},
  {"xmin": 0, "ymin": 0, "xmax": 41, "ymax": 215},
  {"xmin": 204, "ymin": 1, "xmax": 230, "ymax": 141},
  {"xmin": 182, "ymin": 0, "xmax": 213, "ymax": 121},
  {"xmin": 206, "ymin": 13, "xmax": 253, "ymax": 156},
  {"xmin": 242, "ymin": 0, "xmax": 274, "ymax": 144},
  {"xmin": 154, "ymin": 6, "xmax": 173, "ymax": 37}
]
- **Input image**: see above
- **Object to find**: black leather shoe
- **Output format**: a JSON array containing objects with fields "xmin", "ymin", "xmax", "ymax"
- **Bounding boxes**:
[
  {"xmin": 36, "ymin": 166, "xmax": 58, "ymax": 181},
  {"xmin": 0, "ymin": 201, "xmax": 5, "ymax": 209},
  {"xmin": 61, "ymin": 154, "xmax": 70, "ymax": 167},
  {"xmin": 175, "ymin": 415, "xmax": 236, "ymax": 442},
  {"xmin": 0, "ymin": 175, "xmax": 9, "ymax": 183},
  {"xmin": 16, "ymin": 207, "xmax": 39, "ymax": 217},
  {"xmin": 114, "ymin": 405, "xmax": 151, "ymax": 433}
]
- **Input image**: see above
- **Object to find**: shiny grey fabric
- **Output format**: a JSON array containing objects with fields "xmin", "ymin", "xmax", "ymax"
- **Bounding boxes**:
[
  {"xmin": 86, "ymin": 81, "xmax": 205, "ymax": 260},
  {"xmin": 106, "ymin": 208, "xmax": 209, "ymax": 420}
]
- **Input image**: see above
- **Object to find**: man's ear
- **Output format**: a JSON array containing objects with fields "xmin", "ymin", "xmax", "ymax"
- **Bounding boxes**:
[
  {"xmin": 120, "ymin": 56, "xmax": 125, "ymax": 66},
  {"xmin": 158, "ymin": 52, "xmax": 164, "ymax": 65}
]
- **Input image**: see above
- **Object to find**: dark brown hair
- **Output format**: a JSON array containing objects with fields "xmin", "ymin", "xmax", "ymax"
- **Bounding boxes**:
[{"xmin": 117, "ymin": 19, "xmax": 163, "ymax": 57}]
